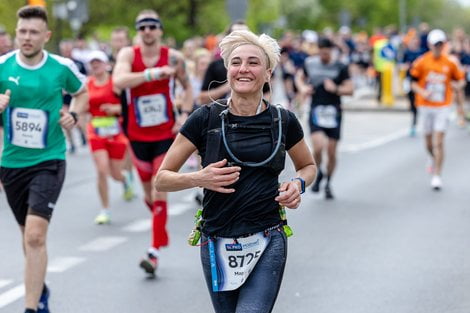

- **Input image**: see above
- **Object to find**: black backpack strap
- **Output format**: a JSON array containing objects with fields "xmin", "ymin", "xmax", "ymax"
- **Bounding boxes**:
[{"xmin": 202, "ymin": 100, "xmax": 228, "ymax": 167}]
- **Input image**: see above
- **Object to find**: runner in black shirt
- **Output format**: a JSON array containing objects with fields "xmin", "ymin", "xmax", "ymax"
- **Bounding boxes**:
[
  {"xmin": 296, "ymin": 37, "xmax": 353, "ymax": 199},
  {"xmin": 155, "ymin": 30, "xmax": 316, "ymax": 313}
]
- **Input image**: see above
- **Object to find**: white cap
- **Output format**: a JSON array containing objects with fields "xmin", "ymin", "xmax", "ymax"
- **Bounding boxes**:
[
  {"xmin": 339, "ymin": 25, "xmax": 351, "ymax": 35},
  {"xmin": 427, "ymin": 29, "xmax": 446, "ymax": 45},
  {"xmin": 87, "ymin": 50, "xmax": 109, "ymax": 63},
  {"xmin": 302, "ymin": 30, "xmax": 318, "ymax": 43}
]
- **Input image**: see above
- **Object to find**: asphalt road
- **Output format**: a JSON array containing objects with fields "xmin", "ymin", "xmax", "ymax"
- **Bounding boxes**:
[{"xmin": 1, "ymin": 109, "xmax": 469, "ymax": 313}]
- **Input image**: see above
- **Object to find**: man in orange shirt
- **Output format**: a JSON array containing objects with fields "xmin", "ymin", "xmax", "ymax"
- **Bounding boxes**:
[{"xmin": 410, "ymin": 29, "xmax": 465, "ymax": 190}]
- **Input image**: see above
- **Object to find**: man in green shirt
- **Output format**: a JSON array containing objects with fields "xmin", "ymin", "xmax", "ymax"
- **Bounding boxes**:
[{"xmin": 0, "ymin": 6, "xmax": 88, "ymax": 313}]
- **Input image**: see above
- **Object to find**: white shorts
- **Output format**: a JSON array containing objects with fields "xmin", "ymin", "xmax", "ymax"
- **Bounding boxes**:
[{"xmin": 418, "ymin": 106, "xmax": 450, "ymax": 135}]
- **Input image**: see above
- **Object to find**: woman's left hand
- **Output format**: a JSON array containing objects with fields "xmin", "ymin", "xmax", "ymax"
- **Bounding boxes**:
[{"xmin": 275, "ymin": 181, "xmax": 301, "ymax": 209}]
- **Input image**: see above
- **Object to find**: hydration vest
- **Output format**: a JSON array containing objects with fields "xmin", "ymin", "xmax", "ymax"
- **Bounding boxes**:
[{"xmin": 202, "ymin": 100, "xmax": 288, "ymax": 176}]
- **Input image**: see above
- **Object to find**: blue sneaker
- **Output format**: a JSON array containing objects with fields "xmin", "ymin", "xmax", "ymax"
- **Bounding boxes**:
[{"xmin": 37, "ymin": 285, "xmax": 50, "ymax": 313}]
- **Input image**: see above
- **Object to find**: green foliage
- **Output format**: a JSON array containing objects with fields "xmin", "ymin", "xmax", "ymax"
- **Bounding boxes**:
[{"xmin": 2, "ymin": 0, "xmax": 470, "ymax": 46}]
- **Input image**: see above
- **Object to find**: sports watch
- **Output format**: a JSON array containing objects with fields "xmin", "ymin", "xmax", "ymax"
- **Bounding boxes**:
[
  {"xmin": 69, "ymin": 111, "xmax": 79, "ymax": 125},
  {"xmin": 291, "ymin": 177, "xmax": 305, "ymax": 194}
]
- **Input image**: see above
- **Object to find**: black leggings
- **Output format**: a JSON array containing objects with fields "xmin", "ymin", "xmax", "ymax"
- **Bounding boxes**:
[{"xmin": 408, "ymin": 91, "xmax": 417, "ymax": 126}]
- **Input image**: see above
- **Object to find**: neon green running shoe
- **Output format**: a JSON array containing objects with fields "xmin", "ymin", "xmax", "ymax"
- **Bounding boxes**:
[
  {"xmin": 122, "ymin": 172, "xmax": 135, "ymax": 201},
  {"xmin": 94, "ymin": 212, "xmax": 111, "ymax": 225}
]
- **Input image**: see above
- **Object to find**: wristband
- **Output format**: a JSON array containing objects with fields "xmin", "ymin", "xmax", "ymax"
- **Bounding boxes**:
[
  {"xmin": 151, "ymin": 68, "xmax": 162, "ymax": 80},
  {"xmin": 69, "ymin": 111, "xmax": 79, "ymax": 125},
  {"xmin": 144, "ymin": 69, "xmax": 152, "ymax": 82}
]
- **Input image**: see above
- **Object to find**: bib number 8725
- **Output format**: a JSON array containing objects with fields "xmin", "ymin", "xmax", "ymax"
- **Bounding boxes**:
[
  {"xmin": 15, "ymin": 121, "xmax": 42, "ymax": 133},
  {"xmin": 228, "ymin": 250, "xmax": 261, "ymax": 268}
]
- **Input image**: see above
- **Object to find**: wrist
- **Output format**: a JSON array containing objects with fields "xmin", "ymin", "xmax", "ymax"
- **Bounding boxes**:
[
  {"xmin": 144, "ymin": 68, "xmax": 163, "ymax": 81},
  {"xmin": 291, "ymin": 177, "xmax": 305, "ymax": 194},
  {"xmin": 335, "ymin": 85, "xmax": 340, "ymax": 95}
]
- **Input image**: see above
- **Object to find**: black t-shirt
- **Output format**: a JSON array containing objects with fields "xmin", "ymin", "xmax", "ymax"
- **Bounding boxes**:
[
  {"xmin": 63, "ymin": 59, "xmax": 87, "ymax": 106},
  {"xmin": 303, "ymin": 57, "xmax": 349, "ymax": 108},
  {"xmin": 201, "ymin": 59, "xmax": 228, "ymax": 98},
  {"xmin": 180, "ymin": 103, "xmax": 304, "ymax": 237}
]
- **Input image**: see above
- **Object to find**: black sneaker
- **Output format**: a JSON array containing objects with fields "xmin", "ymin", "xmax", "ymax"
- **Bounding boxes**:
[
  {"xmin": 195, "ymin": 192, "xmax": 203, "ymax": 206},
  {"xmin": 325, "ymin": 185, "xmax": 334, "ymax": 200},
  {"xmin": 139, "ymin": 254, "xmax": 158, "ymax": 277},
  {"xmin": 311, "ymin": 170, "xmax": 323, "ymax": 193}
]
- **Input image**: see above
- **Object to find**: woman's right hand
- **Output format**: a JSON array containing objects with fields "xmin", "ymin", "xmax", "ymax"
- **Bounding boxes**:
[{"xmin": 196, "ymin": 159, "xmax": 241, "ymax": 193}]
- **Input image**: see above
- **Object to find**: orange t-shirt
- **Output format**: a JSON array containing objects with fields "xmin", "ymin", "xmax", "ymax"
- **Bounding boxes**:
[{"xmin": 410, "ymin": 51, "xmax": 464, "ymax": 107}]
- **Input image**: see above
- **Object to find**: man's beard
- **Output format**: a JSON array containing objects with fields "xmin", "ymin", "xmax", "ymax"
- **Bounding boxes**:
[
  {"xmin": 142, "ymin": 36, "xmax": 157, "ymax": 47},
  {"xmin": 22, "ymin": 47, "xmax": 42, "ymax": 59}
]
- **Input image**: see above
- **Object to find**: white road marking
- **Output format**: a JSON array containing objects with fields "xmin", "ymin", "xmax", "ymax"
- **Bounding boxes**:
[
  {"xmin": 340, "ymin": 129, "xmax": 408, "ymax": 153},
  {"xmin": 0, "ymin": 280, "xmax": 12, "ymax": 289},
  {"xmin": 0, "ymin": 284, "xmax": 24, "ymax": 308},
  {"xmin": 47, "ymin": 257, "xmax": 86, "ymax": 273},
  {"xmin": 79, "ymin": 236, "xmax": 128, "ymax": 252},
  {"xmin": 122, "ymin": 219, "xmax": 151, "ymax": 233}
]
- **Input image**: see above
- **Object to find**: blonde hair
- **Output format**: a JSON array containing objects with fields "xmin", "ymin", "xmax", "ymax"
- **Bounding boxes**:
[{"xmin": 219, "ymin": 30, "xmax": 280, "ymax": 71}]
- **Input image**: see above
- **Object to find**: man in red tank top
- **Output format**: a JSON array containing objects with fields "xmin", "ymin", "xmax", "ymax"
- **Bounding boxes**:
[{"xmin": 113, "ymin": 9, "xmax": 193, "ymax": 277}]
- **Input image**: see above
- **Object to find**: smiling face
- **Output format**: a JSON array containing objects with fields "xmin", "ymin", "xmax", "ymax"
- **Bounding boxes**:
[
  {"xmin": 227, "ymin": 44, "xmax": 271, "ymax": 97},
  {"xmin": 136, "ymin": 13, "xmax": 163, "ymax": 47},
  {"xmin": 16, "ymin": 17, "xmax": 51, "ymax": 59}
]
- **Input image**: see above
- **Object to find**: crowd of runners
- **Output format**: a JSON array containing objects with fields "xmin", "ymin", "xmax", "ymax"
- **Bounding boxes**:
[{"xmin": 0, "ymin": 5, "xmax": 469, "ymax": 313}]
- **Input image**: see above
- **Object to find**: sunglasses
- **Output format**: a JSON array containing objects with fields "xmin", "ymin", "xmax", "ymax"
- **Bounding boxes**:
[{"xmin": 137, "ymin": 24, "xmax": 159, "ymax": 31}]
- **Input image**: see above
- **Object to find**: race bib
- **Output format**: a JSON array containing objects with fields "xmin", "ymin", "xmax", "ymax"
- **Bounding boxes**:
[
  {"xmin": 91, "ymin": 116, "xmax": 120, "ymax": 137},
  {"xmin": 209, "ymin": 232, "xmax": 270, "ymax": 292},
  {"xmin": 426, "ymin": 82, "xmax": 445, "ymax": 103},
  {"xmin": 9, "ymin": 107, "xmax": 48, "ymax": 149},
  {"xmin": 135, "ymin": 94, "xmax": 169, "ymax": 127},
  {"xmin": 312, "ymin": 105, "xmax": 338, "ymax": 128}
]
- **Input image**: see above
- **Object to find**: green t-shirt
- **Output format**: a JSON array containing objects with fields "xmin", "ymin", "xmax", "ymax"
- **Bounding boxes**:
[{"xmin": 0, "ymin": 50, "xmax": 85, "ymax": 168}]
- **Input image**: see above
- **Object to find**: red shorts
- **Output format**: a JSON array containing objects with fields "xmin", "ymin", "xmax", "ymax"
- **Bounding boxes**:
[{"xmin": 87, "ymin": 124, "xmax": 129, "ymax": 160}]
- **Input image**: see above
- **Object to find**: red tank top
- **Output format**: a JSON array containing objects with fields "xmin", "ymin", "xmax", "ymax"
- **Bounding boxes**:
[
  {"xmin": 87, "ymin": 76, "xmax": 121, "ymax": 117},
  {"xmin": 126, "ymin": 45, "xmax": 175, "ymax": 142}
]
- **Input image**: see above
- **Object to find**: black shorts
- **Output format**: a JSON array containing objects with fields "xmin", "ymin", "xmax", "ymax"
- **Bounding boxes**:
[
  {"xmin": 309, "ymin": 108, "xmax": 342, "ymax": 140},
  {"xmin": 0, "ymin": 112, "xmax": 3, "ymax": 127},
  {"xmin": 129, "ymin": 139, "xmax": 174, "ymax": 163},
  {"xmin": 0, "ymin": 160, "xmax": 66, "ymax": 225}
]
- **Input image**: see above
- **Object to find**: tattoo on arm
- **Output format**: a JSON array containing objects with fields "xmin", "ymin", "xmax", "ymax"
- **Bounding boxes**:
[{"xmin": 170, "ymin": 55, "xmax": 178, "ymax": 67}]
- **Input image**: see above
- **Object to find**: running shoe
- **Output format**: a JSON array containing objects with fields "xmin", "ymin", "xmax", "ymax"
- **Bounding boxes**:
[
  {"xmin": 431, "ymin": 175, "xmax": 442, "ymax": 191},
  {"xmin": 325, "ymin": 185, "xmax": 334, "ymax": 200},
  {"xmin": 37, "ymin": 284, "xmax": 50, "ymax": 313},
  {"xmin": 409, "ymin": 126, "xmax": 416, "ymax": 137},
  {"xmin": 68, "ymin": 144, "xmax": 76, "ymax": 154},
  {"xmin": 195, "ymin": 192, "xmax": 203, "ymax": 206},
  {"xmin": 311, "ymin": 170, "xmax": 323, "ymax": 193},
  {"xmin": 94, "ymin": 212, "xmax": 110, "ymax": 225},
  {"xmin": 122, "ymin": 173, "xmax": 135, "ymax": 201},
  {"xmin": 139, "ymin": 254, "xmax": 158, "ymax": 277}
]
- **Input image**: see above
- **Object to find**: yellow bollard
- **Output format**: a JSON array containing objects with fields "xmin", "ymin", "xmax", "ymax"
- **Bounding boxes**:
[
  {"xmin": 398, "ymin": 68, "xmax": 407, "ymax": 96},
  {"xmin": 380, "ymin": 62, "xmax": 394, "ymax": 106}
]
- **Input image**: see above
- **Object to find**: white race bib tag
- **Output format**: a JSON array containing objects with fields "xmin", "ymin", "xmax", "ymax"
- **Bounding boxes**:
[
  {"xmin": 313, "ymin": 105, "xmax": 338, "ymax": 128},
  {"xmin": 135, "ymin": 94, "xmax": 169, "ymax": 127},
  {"xmin": 9, "ymin": 107, "xmax": 48, "ymax": 149},
  {"xmin": 209, "ymin": 232, "xmax": 270, "ymax": 292},
  {"xmin": 426, "ymin": 82, "xmax": 445, "ymax": 103},
  {"xmin": 91, "ymin": 117, "xmax": 120, "ymax": 137}
]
